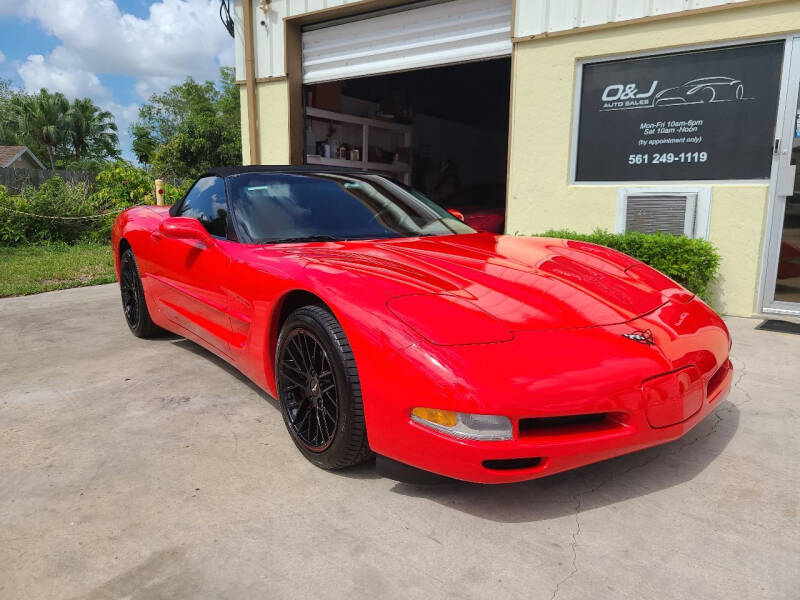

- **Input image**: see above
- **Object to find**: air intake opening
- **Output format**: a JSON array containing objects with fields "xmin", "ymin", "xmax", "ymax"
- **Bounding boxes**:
[
  {"xmin": 707, "ymin": 359, "xmax": 732, "ymax": 399},
  {"xmin": 518, "ymin": 412, "xmax": 627, "ymax": 438},
  {"xmin": 483, "ymin": 457, "xmax": 542, "ymax": 471}
]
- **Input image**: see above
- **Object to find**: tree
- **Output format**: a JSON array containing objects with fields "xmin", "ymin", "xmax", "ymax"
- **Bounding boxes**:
[
  {"xmin": 13, "ymin": 90, "xmax": 69, "ymax": 170},
  {"xmin": 64, "ymin": 98, "xmax": 120, "ymax": 162},
  {"xmin": 0, "ymin": 79, "xmax": 21, "ymax": 146},
  {"xmin": 130, "ymin": 67, "xmax": 241, "ymax": 177},
  {"xmin": 130, "ymin": 123, "xmax": 158, "ymax": 166},
  {"xmin": 0, "ymin": 80, "xmax": 43, "ymax": 160},
  {"xmin": 0, "ymin": 85, "xmax": 119, "ymax": 170}
]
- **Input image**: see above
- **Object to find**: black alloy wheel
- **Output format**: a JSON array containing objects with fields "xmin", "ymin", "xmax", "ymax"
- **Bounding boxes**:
[
  {"xmin": 119, "ymin": 248, "xmax": 161, "ymax": 338},
  {"xmin": 280, "ymin": 329, "xmax": 339, "ymax": 451},
  {"xmin": 276, "ymin": 305, "xmax": 372, "ymax": 469},
  {"xmin": 120, "ymin": 254, "xmax": 140, "ymax": 328}
]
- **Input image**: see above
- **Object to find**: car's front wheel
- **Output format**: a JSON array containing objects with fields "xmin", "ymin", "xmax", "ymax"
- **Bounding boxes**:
[
  {"xmin": 276, "ymin": 305, "xmax": 372, "ymax": 470},
  {"xmin": 119, "ymin": 248, "xmax": 161, "ymax": 338}
]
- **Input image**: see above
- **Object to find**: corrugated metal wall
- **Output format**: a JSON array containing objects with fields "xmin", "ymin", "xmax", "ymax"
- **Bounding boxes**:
[
  {"xmin": 235, "ymin": 0, "xmax": 758, "ymax": 80},
  {"xmin": 514, "ymin": 0, "xmax": 752, "ymax": 39},
  {"xmin": 235, "ymin": 0, "xmax": 363, "ymax": 80}
]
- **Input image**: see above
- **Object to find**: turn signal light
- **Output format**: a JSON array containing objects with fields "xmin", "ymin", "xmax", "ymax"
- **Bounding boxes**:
[
  {"xmin": 411, "ymin": 408, "xmax": 513, "ymax": 441},
  {"xmin": 411, "ymin": 407, "xmax": 458, "ymax": 427}
]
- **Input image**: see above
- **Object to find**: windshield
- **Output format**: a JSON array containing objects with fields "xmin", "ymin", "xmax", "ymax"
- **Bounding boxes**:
[{"xmin": 227, "ymin": 172, "xmax": 476, "ymax": 243}]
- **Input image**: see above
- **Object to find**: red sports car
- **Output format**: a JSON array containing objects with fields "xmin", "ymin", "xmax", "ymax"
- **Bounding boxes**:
[{"xmin": 112, "ymin": 166, "xmax": 732, "ymax": 484}]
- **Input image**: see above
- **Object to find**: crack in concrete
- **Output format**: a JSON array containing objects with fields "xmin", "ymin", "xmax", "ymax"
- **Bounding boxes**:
[
  {"xmin": 550, "ymin": 358, "xmax": 749, "ymax": 599},
  {"xmin": 731, "ymin": 359, "xmax": 752, "ymax": 407},
  {"xmin": 676, "ymin": 358, "xmax": 746, "ymax": 453},
  {"xmin": 550, "ymin": 495, "xmax": 581, "ymax": 600},
  {"xmin": 550, "ymin": 451, "xmax": 663, "ymax": 600}
]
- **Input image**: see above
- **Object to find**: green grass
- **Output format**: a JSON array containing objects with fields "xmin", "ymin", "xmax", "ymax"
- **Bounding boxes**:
[{"xmin": 0, "ymin": 243, "xmax": 116, "ymax": 298}]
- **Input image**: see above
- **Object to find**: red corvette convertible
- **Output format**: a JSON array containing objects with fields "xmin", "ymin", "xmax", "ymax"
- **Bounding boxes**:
[{"xmin": 112, "ymin": 166, "xmax": 732, "ymax": 484}]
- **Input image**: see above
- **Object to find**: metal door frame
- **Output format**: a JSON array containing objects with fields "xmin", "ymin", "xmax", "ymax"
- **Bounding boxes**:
[{"xmin": 761, "ymin": 35, "xmax": 800, "ymax": 316}]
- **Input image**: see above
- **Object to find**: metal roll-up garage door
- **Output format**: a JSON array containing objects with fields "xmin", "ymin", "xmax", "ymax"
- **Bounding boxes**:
[{"xmin": 301, "ymin": 0, "xmax": 512, "ymax": 84}]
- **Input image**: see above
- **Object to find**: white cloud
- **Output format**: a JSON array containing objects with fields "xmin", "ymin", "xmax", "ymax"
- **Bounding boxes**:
[
  {"xmin": 2, "ymin": 1, "xmax": 235, "ymax": 160},
  {"xmin": 0, "ymin": 51, "xmax": 6, "ymax": 64},
  {"xmin": 134, "ymin": 75, "xmax": 183, "ymax": 101},
  {"xmin": 18, "ymin": 54, "xmax": 112, "ymax": 100},
  {"xmin": 10, "ymin": 1, "xmax": 232, "ymax": 85}
]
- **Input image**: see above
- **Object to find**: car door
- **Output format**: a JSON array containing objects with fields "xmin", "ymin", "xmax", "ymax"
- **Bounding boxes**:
[{"xmin": 150, "ymin": 176, "xmax": 234, "ymax": 355}]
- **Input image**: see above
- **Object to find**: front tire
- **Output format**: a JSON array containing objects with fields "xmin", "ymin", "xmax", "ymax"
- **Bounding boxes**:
[
  {"xmin": 119, "ymin": 248, "xmax": 161, "ymax": 338},
  {"xmin": 276, "ymin": 305, "xmax": 372, "ymax": 470}
]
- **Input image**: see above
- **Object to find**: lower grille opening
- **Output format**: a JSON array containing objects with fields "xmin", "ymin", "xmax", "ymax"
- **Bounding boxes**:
[
  {"xmin": 483, "ymin": 457, "xmax": 542, "ymax": 471},
  {"xmin": 518, "ymin": 412, "xmax": 624, "ymax": 437},
  {"xmin": 707, "ymin": 359, "xmax": 732, "ymax": 398}
]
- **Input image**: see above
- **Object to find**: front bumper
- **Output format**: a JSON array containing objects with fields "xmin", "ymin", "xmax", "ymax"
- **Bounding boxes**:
[
  {"xmin": 361, "ymin": 298, "xmax": 733, "ymax": 484},
  {"xmin": 380, "ymin": 359, "xmax": 731, "ymax": 484}
]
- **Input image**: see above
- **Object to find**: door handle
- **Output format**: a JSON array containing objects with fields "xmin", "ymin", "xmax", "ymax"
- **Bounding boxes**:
[{"xmin": 151, "ymin": 230, "xmax": 163, "ymax": 241}]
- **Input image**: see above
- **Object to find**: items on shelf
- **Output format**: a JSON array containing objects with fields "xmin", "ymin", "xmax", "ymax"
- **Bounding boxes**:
[
  {"xmin": 304, "ymin": 106, "xmax": 412, "ymax": 183},
  {"xmin": 313, "ymin": 140, "xmax": 363, "ymax": 162}
]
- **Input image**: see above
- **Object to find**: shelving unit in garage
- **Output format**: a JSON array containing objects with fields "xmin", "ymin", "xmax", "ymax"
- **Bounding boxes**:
[{"xmin": 304, "ymin": 107, "xmax": 412, "ymax": 185}]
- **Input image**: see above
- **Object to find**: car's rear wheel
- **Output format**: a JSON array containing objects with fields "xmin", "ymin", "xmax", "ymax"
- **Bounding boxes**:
[
  {"xmin": 276, "ymin": 305, "xmax": 372, "ymax": 469},
  {"xmin": 119, "ymin": 248, "xmax": 161, "ymax": 338}
]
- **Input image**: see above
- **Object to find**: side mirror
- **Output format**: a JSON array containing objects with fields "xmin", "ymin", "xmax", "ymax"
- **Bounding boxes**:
[
  {"xmin": 159, "ymin": 217, "xmax": 215, "ymax": 246},
  {"xmin": 446, "ymin": 208, "xmax": 465, "ymax": 222}
]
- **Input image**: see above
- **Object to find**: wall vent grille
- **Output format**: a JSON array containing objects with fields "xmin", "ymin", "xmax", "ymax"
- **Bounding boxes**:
[{"xmin": 625, "ymin": 195, "xmax": 693, "ymax": 236}]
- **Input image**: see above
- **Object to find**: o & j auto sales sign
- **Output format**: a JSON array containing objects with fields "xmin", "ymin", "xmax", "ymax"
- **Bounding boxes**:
[{"xmin": 575, "ymin": 42, "xmax": 784, "ymax": 181}]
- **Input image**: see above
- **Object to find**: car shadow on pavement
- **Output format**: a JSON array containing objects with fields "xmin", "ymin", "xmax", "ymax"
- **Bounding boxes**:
[
  {"xmin": 164, "ymin": 336, "xmax": 739, "ymax": 501},
  {"xmin": 166, "ymin": 337, "xmax": 381, "ymax": 479},
  {"xmin": 170, "ymin": 338, "xmax": 280, "ymax": 411},
  {"xmin": 389, "ymin": 401, "xmax": 740, "ymax": 523}
]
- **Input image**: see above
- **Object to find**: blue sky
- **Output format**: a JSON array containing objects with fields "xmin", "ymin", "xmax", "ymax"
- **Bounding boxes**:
[{"xmin": 0, "ymin": 1, "xmax": 235, "ymax": 160}]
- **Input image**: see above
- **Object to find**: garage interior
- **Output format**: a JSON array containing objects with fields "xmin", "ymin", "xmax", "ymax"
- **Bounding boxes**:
[{"xmin": 302, "ymin": 58, "xmax": 511, "ymax": 233}]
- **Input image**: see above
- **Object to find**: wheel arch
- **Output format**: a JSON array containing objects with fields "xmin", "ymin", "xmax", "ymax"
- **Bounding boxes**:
[
  {"xmin": 267, "ymin": 289, "xmax": 336, "ymax": 385},
  {"xmin": 115, "ymin": 237, "xmax": 132, "ymax": 278}
]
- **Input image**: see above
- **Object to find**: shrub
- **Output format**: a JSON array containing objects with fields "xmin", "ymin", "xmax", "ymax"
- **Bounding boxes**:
[
  {"xmin": 91, "ymin": 162, "xmax": 157, "ymax": 209},
  {"xmin": 0, "ymin": 163, "xmax": 192, "ymax": 246},
  {"xmin": 0, "ymin": 185, "xmax": 26, "ymax": 245},
  {"xmin": 535, "ymin": 229, "xmax": 721, "ymax": 304},
  {"xmin": 91, "ymin": 161, "xmax": 190, "ymax": 210},
  {"xmin": 0, "ymin": 178, "xmax": 98, "ymax": 245},
  {"xmin": 88, "ymin": 162, "xmax": 191, "ymax": 242}
]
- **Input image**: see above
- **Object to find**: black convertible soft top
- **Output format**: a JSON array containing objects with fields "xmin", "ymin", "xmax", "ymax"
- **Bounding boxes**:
[
  {"xmin": 201, "ymin": 165, "xmax": 364, "ymax": 178},
  {"xmin": 171, "ymin": 165, "xmax": 376, "ymax": 217}
]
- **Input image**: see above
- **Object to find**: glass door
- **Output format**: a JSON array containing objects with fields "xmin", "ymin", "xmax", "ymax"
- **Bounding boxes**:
[
  {"xmin": 773, "ymin": 119, "xmax": 800, "ymax": 304},
  {"xmin": 764, "ymin": 36, "xmax": 800, "ymax": 314}
]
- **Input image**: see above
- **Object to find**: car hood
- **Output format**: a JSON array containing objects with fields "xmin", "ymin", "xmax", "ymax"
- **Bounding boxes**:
[{"xmin": 293, "ymin": 233, "xmax": 684, "ymax": 334}]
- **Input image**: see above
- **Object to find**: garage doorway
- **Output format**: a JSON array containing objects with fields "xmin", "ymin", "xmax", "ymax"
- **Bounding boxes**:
[
  {"xmin": 296, "ymin": 0, "xmax": 512, "ymax": 234},
  {"xmin": 302, "ymin": 58, "xmax": 510, "ymax": 233}
]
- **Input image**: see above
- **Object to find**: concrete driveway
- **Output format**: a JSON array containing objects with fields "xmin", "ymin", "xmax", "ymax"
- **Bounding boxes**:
[{"xmin": 0, "ymin": 284, "xmax": 798, "ymax": 600}]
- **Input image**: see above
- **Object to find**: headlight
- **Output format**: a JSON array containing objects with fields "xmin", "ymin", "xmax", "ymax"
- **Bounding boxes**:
[{"xmin": 411, "ymin": 407, "xmax": 513, "ymax": 441}]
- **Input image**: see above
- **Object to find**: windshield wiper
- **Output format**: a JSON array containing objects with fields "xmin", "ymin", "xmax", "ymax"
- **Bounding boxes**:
[{"xmin": 263, "ymin": 235, "xmax": 341, "ymax": 244}]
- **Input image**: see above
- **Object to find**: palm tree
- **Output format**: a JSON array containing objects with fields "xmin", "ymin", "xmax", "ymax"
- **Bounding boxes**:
[
  {"xmin": 13, "ymin": 90, "xmax": 69, "ymax": 170},
  {"xmin": 0, "ymin": 80, "xmax": 21, "ymax": 146},
  {"xmin": 65, "ymin": 98, "xmax": 119, "ymax": 162}
]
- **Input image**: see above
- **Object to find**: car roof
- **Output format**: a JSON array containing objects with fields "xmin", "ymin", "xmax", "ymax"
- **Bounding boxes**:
[{"xmin": 201, "ymin": 165, "xmax": 365, "ymax": 178}]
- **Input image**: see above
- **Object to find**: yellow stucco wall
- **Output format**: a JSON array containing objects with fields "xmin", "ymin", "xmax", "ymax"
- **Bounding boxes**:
[
  {"xmin": 240, "ymin": 79, "xmax": 290, "ymax": 166},
  {"xmin": 239, "ymin": 86, "xmax": 251, "ymax": 165},
  {"xmin": 507, "ymin": 0, "xmax": 800, "ymax": 316}
]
